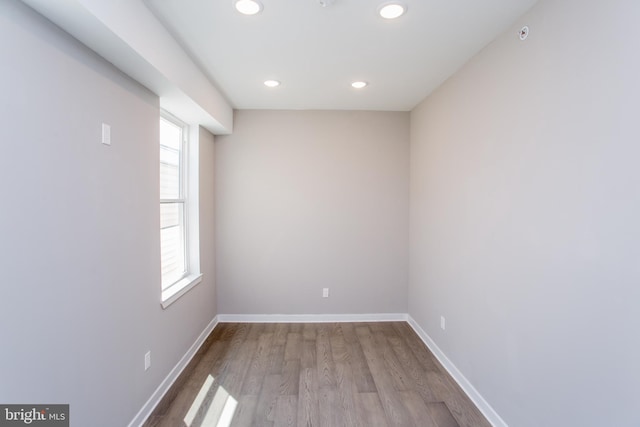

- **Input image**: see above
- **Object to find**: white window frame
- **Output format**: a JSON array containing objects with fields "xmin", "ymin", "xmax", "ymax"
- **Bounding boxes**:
[{"xmin": 160, "ymin": 111, "xmax": 202, "ymax": 308}]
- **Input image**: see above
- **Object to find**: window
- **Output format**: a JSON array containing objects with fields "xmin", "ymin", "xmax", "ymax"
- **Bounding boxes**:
[{"xmin": 160, "ymin": 112, "xmax": 201, "ymax": 307}]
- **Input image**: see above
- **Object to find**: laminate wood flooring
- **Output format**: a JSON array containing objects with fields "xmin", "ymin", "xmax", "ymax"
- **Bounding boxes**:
[{"xmin": 143, "ymin": 322, "xmax": 491, "ymax": 427}]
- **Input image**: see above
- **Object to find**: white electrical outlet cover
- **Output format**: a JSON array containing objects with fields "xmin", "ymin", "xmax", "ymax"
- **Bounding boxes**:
[{"xmin": 101, "ymin": 123, "xmax": 111, "ymax": 145}]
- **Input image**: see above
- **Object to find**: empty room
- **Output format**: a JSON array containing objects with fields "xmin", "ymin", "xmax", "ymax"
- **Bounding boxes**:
[{"xmin": 1, "ymin": 0, "xmax": 638, "ymax": 426}]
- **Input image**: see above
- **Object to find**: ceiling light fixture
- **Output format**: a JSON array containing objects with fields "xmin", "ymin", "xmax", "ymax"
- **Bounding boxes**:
[
  {"xmin": 351, "ymin": 81, "xmax": 368, "ymax": 89},
  {"xmin": 264, "ymin": 80, "xmax": 281, "ymax": 88},
  {"xmin": 234, "ymin": 0, "xmax": 262, "ymax": 15},
  {"xmin": 378, "ymin": 2, "xmax": 406, "ymax": 19}
]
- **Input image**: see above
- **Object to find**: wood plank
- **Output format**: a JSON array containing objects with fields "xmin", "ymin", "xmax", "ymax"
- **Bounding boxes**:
[
  {"xmin": 199, "ymin": 383, "xmax": 233, "ymax": 426},
  {"xmin": 373, "ymin": 331, "xmax": 415, "ymax": 392},
  {"xmin": 297, "ymin": 368, "xmax": 319, "ymax": 427},
  {"xmin": 425, "ymin": 371, "xmax": 490, "ymax": 427},
  {"xmin": 334, "ymin": 361, "xmax": 361, "ymax": 427},
  {"xmin": 246, "ymin": 323, "xmax": 266, "ymax": 341},
  {"xmin": 274, "ymin": 323, "xmax": 290, "ymax": 346},
  {"xmin": 318, "ymin": 387, "xmax": 343, "ymax": 427},
  {"xmin": 284, "ymin": 332, "xmax": 302, "ymax": 361},
  {"xmin": 209, "ymin": 323, "xmax": 253, "ymax": 391},
  {"xmin": 347, "ymin": 341, "xmax": 377, "ymax": 393},
  {"xmin": 355, "ymin": 325, "xmax": 415, "ymax": 427},
  {"xmin": 219, "ymin": 339, "xmax": 257, "ymax": 397},
  {"xmin": 357, "ymin": 392, "xmax": 389, "ymax": 427},
  {"xmin": 267, "ymin": 344, "xmax": 285, "ymax": 375},
  {"xmin": 368, "ymin": 322, "xmax": 390, "ymax": 334},
  {"xmin": 154, "ymin": 383, "xmax": 202, "ymax": 427},
  {"xmin": 340, "ymin": 323, "xmax": 358, "ymax": 343},
  {"xmin": 316, "ymin": 325, "xmax": 336, "ymax": 388},
  {"xmin": 340, "ymin": 320, "xmax": 377, "ymax": 392},
  {"xmin": 183, "ymin": 374, "xmax": 217, "ymax": 427},
  {"xmin": 211, "ymin": 322, "xmax": 234, "ymax": 342},
  {"xmin": 399, "ymin": 390, "xmax": 439, "ymax": 427},
  {"xmin": 274, "ymin": 395, "xmax": 297, "ymax": 427},
  {"xmin": 229, "ymin": 395, "xmax": 258, "ymax": 427},
  {"xmin": 302, "ymin": 323, "xmax": 317, "ymax": 341},
  {"xmin": 301, "ymin": 340, "xmax": 316, "ymax": 369},
  {"xmin": 242, "ymin": 332, "xmax": 274, "ymax": 394},
  {"xmin": 387, "ymin": 334, "xmax": 437, "ymax": 402},
  {"xmin": 254, "ymin": 374, "xmax": 282, "ymax": 426},
  {"xmin": 391, "ymin": 322, "xmax": 441, "ymax": 372},
  {"xmin": 427, "ymin": 402, "xmax": 460, "ymax": 427},
  {"xmin": 141, "ymin": 415, "xmax": 164, "ymax": 427},
  {"xmin": 279, "ymin": 360, "xmax": 300, "ymax": 396},
  {"xmin": 329, "ymin": 327, "xmax": 350, "ymax": 364}
]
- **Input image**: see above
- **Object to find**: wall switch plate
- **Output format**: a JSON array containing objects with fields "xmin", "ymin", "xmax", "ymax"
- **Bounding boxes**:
[
  {"xmin": 440, "ymin": 316, "xmax": 446, "ymax": 330},
  {"xmin": 322, "ymin": 288, "xmax": 329, "ymax": 298},
  {"xmin": 101, "ymin": 123, "xmax": 111, "ymax": 145},
  {"xmin": 144, "ymin": 351, "xmax": 151, "ymax": 371}
]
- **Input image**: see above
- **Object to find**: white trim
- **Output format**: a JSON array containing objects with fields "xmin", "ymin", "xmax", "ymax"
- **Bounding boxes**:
[
  {"xmin": 217, "ymin": 313, "xmax": 408, "ymax": 323},
  {"xmin": 161, "ymin": 273, "xmax": 203, "ymax": 309},
  {"xmin": 406, "ymin": 316, "xmax": 508, "ymax": 427},
  {"xmin": 127, "ymin": 315, "xmax": 219, "ymax": 427}
]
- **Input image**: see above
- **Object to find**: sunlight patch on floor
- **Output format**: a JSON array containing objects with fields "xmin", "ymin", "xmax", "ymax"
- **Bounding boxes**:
[{"xmin": 183, "ymin": 374, "xmax": 238, "ymax": 427}]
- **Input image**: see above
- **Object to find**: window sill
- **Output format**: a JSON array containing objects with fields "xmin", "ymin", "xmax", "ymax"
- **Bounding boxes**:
[{"xmin": 161, "ymin": 273, "xmax": 203, "ymax": 309}]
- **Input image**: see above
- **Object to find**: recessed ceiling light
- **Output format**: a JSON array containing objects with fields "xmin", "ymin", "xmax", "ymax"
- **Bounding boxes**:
[
  {"xmin": 264, "ymin": 80, "xmax": 280, "ymax": 88},
  {"xmin": 234, "ymin": 0, "xmax": 262, "ymax": 15},
  {"xmin": 351, "ymin": 81, "xmax": 368, "ymax": 89},
  {"xmin": 378, "ymin": 2, "xmax": 406, "ymax": 19}
]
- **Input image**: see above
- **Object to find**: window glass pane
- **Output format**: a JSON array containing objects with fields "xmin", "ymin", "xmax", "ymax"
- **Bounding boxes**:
[
  {"xmin": 161, "ymin": 202, "xmax": 186, "ymax": 290},
  {"xmin": 160, "ymin": 117, "xmax": 182, "ymax": 199},
  {"xmin": 160, "ymin": 118, "xmax": 182, "ymax": 150},
  {"xmin": 160, "ymin": 145, "xmax": 180, "ymax": 165},
  {"xmin": 160, "ymin": 202, "xmax": 180, "ymax": 229},
  {"xmin": 160, "ymin": 151, "xmax": 180, "ymax": 199}
]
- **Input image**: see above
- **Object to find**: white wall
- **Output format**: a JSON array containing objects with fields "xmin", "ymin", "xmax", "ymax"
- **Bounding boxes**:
[
  {"xmin": 216, "ymin": 110, "xmax": 409, "ymax": 315},
  {"xmin": 21, "ymin": 0, "xmax": 233, "ymax": 134},
  {"xmin": 0, "ymin": 2, "xmax": 216, "ymax": 426},
  {"xmin": 199, "ymin": 127, "xmax": 217, "ymax": 311},
  {"xmin": 409, "ymin": 0, "xmax": 640, "ymax": 426}
]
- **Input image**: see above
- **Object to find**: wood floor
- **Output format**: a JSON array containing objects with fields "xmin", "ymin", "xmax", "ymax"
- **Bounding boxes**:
[{"xmin": 143, "ymin": 322, "xmax": 491, "ymax": 427}]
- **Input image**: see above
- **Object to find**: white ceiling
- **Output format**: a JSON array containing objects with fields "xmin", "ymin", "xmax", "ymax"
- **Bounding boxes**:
[{"xmin": 146, "ymin": 0, "xmax": 538, "ymax": 111}]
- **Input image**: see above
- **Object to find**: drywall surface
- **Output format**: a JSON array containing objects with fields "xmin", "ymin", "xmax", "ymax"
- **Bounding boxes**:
[
  {"xmin": 21, "ymin": 0, "xmax": 233, "ymax": 134},
  {"xmin": 0, "ymin": 2, "xmax": 216, "ymax": 425},
  {"xmin": 216, "ymin": 110, "xmax": 409, "ymax": 315},
  {"xmin": 199, "ymin": 126, "xmax": 217, "ymax": 312},
  {"xmin": 409, "ymin": 0, "xmax": 640, "ymax": 425}
]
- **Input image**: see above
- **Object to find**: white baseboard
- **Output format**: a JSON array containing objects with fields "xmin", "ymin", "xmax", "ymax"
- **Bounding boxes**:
[
  {"xmin": 217, "ymin": 313, "xmax": 408, "ymax": 323},
  {"xmin": 127, "ymin": 315, "xmax": 219, "ymax": 427},
  {"xmin": 406, "ymin": 316, "xmax": 508, "ymax": 427}
]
